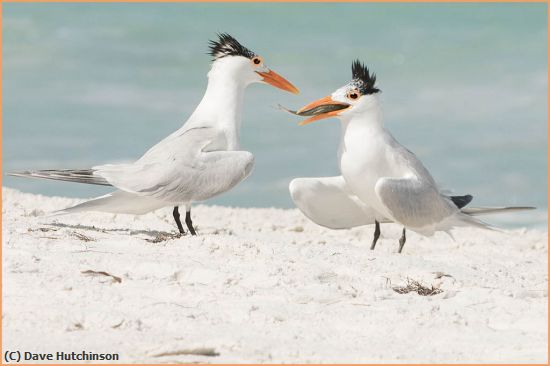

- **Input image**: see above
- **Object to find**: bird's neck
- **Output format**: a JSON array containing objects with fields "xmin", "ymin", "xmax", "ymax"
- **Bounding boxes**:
[
  {"xmin": 340, "ymin": 104, "xmax": 385, "ymax": 140},
  {"xmin": 189, "ymin": 67, "xmax": 247, "ymax": 150}
]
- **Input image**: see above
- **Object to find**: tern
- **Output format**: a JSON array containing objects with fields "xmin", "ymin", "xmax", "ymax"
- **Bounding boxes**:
[
  {"xmin": 285, "ymin": 60, "xmax": 533, "ymax": 253},
  {"xmin": 10, "ymin": 33, "xmax": 299, "ymax": 235}
]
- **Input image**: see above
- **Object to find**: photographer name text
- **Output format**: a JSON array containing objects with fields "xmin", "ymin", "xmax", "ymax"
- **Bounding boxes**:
[{"xmin": 4, "ymin": 350, "xmax": 120, "ymax": 363}]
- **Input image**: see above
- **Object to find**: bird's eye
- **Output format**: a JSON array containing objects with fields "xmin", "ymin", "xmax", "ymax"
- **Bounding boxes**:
[
  {"xmin": 252, "ymin": 56, "xmax": 262, "ymax": 65},
  {"xmin": 347, "ymin": 90, "xmax": 360, "ymax": 100}
]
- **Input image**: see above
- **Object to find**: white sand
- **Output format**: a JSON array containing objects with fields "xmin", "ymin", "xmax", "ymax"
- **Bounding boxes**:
[{"xmin": 2, "ymin": 187, "xmax": 548, "ymax": 363}]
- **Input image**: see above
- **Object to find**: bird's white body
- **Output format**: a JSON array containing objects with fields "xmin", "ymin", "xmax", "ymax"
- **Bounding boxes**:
[
  {"xmin": 338, "ymin": 108, "xmax": 398, "ymax": 221},
  {"xmin": 291, "ymin": 92, "xmax": 485, "ymax": 236},
  {"xmin": 338, "ymin": 99, "xmax": 465, "ymax": 235},
  {"xmin": 61, "ymin": 56, "xmax": 263, "ymax": 215}
]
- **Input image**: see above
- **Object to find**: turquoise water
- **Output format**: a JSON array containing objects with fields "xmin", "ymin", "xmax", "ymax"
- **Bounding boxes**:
[{"xmin": 3, "ymin": 3, "xmax": 548, "ymax": 228}]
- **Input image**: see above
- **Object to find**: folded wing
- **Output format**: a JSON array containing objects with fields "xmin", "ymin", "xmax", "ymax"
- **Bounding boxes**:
[
  {"xmin": 94, "ymin": 127, "xmax": 254, "ymax": 203},
  {"xmin": 374, "ymin": 176, "xmax": 468, "ymax": 234}
]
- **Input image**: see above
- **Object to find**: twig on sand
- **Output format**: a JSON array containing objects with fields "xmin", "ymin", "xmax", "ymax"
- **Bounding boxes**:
[
  {"xmin": 72, "ymin": 231, "xmax": 95, "ymax": 242},
  {"xmin": 81, "ymin": 270, "xmax": 122, "ymax": 283},
  {"xmin": 146, "ymin": 232, "xmax": 182, "ymax": 243},
  {"xmin": 151, "ymin": 348, "xmax": 220, "ymax": 358},
  {"xmin": 149, "ymin": 301, "xmax": 199, "ymax": 309},
  {"xmin": 111, "ymin": 320, "xmax": 124, "ymax": 329},
  {"xmin": 433, "ymin": 271, "xmax": 453, "ymax": 279},
  {"xmin": 322, "ymin": 299, "xmax": 342, "ymax": 306},
  {"xmin": 28, "ymin": 227, "xmax": 58, "ymax": 233},
  {"xmin": 393, "ymin": 278, "xmax": 443, "ymax": 296}
]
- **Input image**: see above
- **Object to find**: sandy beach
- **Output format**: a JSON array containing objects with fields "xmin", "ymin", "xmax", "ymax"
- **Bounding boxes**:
[{"xmin": 2, "ymin": 187, "xmax": 547, "ymax": 363}]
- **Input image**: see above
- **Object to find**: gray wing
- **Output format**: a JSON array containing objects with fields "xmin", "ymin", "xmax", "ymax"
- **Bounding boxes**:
[
  {"xmin": 7, "ymin": 127, "xmax": 236, "ymax": 195},
  {"xmin": 94, "ymin": 127, "xmax": 254, "ymax": 203},
  {"xmin": 290, "ymin": 176, "xmax": 389, "ymax": 229},
  {"xmin": 375, "ymin": 177, "xmax": 458, "ymax": 229}
]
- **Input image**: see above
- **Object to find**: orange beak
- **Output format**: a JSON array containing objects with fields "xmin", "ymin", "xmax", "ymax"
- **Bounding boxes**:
[
  {"xmin": 256, "ymin": 70, "xmax": 299, "ymax": 95},
  {"xmin": 296, "ymin": 96, "xmax": 350, "ymax": 125}
]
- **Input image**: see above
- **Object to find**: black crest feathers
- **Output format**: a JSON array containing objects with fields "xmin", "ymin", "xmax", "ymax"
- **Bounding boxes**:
[
  {"xmin": 208, "ymin": 33, "xmax": 256, "ymax": 61},
  {"xmin": 351, "ymin": 60, "xmax": 380, "ymax": 94}
]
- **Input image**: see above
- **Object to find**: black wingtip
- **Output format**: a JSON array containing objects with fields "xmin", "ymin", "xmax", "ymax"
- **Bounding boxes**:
[{"xmin": 451, "ymin": 194, "xmax": 474, "ymax": 209}]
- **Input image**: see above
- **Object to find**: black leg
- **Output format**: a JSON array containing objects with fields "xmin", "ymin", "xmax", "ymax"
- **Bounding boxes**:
[
  {"xmin": 173, "ymin": 206, "xmax": 185, "ymax": 234},
  {"xmin": 398, "ymin": 227, "xmax": 406, "ymax": 253},
  {"xmin": 370, "ymin": 220, "xmax": 381, "ymax": 250},
  {"xmin": 185, "ymin": 210, "xmax": 197, "ymax": 236}
]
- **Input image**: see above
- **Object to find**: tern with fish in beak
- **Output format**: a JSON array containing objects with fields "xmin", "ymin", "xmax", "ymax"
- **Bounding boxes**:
[{"xmin": 283, "ymin": 60, "xmax": 534, "ymax": 253}]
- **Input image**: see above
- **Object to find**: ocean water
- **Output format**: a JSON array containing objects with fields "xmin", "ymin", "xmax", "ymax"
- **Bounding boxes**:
[{"xmin": 3, "ymin": 3, "xmax": 548, "ymax": 228}]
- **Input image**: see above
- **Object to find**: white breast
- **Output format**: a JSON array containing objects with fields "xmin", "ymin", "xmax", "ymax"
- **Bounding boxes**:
[{"xmin": 338, "ymin": 122, "xmax": 407, "ymax": 219}]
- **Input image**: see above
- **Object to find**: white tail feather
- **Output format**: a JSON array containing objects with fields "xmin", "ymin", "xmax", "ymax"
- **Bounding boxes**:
[
  {"xmin": 462, "ymin": 206, "xmax": 535, "ymax": 216},
  {"xmin": 52, "ymin": 191, "xmax": 167, "ymax": 216}
]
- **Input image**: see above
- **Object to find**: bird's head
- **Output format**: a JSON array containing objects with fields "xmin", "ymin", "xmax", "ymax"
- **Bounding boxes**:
[
  {"xmin": 208, "ymin": 33, "xmax": 299, "ymax": 94},
  {"xmin": 294, "ymin": 60, "xmax": 380, "ymax": 125}
]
